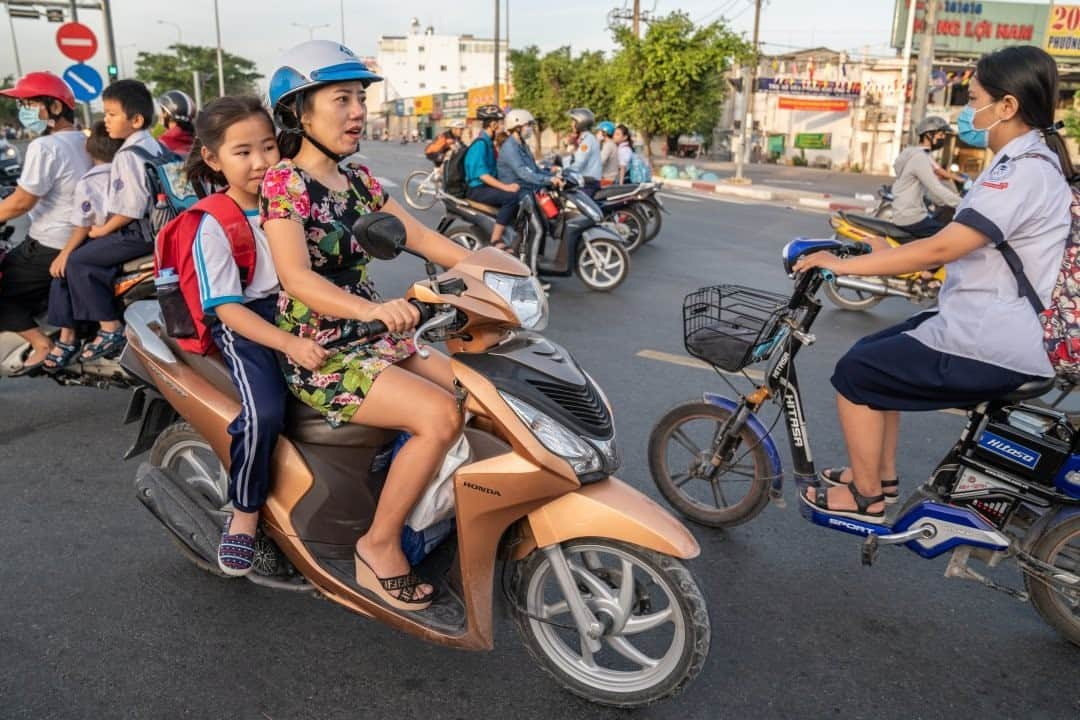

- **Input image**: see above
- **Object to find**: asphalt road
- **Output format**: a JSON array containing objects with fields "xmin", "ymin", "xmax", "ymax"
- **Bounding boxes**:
[{"xmin": 2, "ymin": 141, "xmax": 1078, "ymax": 719}]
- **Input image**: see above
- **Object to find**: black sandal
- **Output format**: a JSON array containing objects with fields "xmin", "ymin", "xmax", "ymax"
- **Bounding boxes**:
[
  {"xmin": 42, "ymin": 340, "xmax": 82, "ymax": 372},
  {"xmin": 819, "ymin": 467, "xmax": 900, "ymax": 505},
  {"xmin": 354, "ymin": 552, "xmax": 435, "ymax": 611},
  {"xmin": 80, "ymin": 329, "xmax": 125, "ymax": 362},
  {"xmin": 801, "ymin": 482, "xmax": 886, "ymax": 523}
]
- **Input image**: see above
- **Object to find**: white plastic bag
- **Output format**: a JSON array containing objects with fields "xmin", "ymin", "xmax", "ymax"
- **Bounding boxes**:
[{"xmin": 405, "ymin": 432, "xmax": 471, "ymax": 532}]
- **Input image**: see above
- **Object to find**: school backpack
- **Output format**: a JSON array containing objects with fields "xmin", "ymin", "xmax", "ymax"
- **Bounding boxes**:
[
  {"xmin": 443, "ymin": 140, "xmax": 472, "ymax": 198},
  {"xmin": 119, "ymin": 141, "xmax": 200, "ymax": 244},
  {"xmin": 627, "ymin": 150, "xmax": 652, "ymax": 184},
  {"xmin": 998, "ymin": 152, "xmax": 1080, "ymax": 381},
  {"xmin": 154, "ymin": 193, "xmax": 257, "ymax": 355}
]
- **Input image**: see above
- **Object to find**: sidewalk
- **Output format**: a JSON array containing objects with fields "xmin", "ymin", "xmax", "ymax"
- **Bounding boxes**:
[{"xmin": 654, "ymin": 156, "xmax": 887, "ymax": 212}]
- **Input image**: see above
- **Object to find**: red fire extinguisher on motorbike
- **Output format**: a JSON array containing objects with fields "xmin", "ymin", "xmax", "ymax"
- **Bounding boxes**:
[{"xmin": 535, "ymin": 190, "xmax": 559, "ymax": 220}]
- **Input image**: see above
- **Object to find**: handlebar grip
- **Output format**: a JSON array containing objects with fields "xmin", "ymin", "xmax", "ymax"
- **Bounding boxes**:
[
  {"xmin": 409, "ymin": 298, "xmax": 435, "ymax": 324},
  {"xmin": 355, "ymin": 320, "xmax": 388, "ymax": 339}
]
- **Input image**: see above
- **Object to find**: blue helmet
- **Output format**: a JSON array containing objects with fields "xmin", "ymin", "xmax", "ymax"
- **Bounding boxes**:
[
  {"xmin": 597, "ymin": 120, "xmax": 616, "ymax": 137},
  {"xmin": 268, "ymin": 40, "xmax": 381, "ymax": 111}
]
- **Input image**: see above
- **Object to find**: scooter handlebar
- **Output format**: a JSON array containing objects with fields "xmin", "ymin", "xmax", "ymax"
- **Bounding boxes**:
[{"xmin": 331, "ymin": 300, "xmax": 435, "ymax": 348}]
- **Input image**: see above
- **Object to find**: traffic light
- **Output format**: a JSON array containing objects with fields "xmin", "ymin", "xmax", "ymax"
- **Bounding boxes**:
[{"xmin": 107, "ymin": 64, "xmax": 119, "ymax": 82}]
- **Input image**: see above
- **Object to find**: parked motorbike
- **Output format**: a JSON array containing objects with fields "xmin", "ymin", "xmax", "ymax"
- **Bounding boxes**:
[
  {"xmin": 594, "ymin": 182, "xmax": 666, "ymax": 252},
  {"xmin": 438, "ymin": 172, "xmax": 631, "ymax": 292},
  {"xmin": 823, "ymin": 211, "xmax": 946, "ymax": 311},
  {"xmin": 647, "ymin": 236, "xmax": 1080, "ymax": 647},
  {"xmin": 122, "ymin": 213, "xmax": 710, "ymax": 707},
  {"xmin": 0, "ymin": 138, "xmax": 20, "ymax": 185},
  {"xmin": 0, "ymin": 190, "xmax": 155, "ymax": 386}
]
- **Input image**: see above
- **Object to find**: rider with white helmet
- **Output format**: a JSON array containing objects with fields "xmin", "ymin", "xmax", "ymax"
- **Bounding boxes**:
[
  {"xmin": 498, "ymin": 108, "xmax": 559, "ymax": 194},
  {"xmin": 262, "ymin": 40, "xmax": 472, "ymax": 612}
]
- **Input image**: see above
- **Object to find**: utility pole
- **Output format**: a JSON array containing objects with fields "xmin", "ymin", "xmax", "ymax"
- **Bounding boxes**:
[
  {"xmin": 5, "ymin": 2, "xmax": 23, "ymax": 76},
  {"xmin": 910, "ymin": 0, "xmax": 938, "ymax": 142},
  {"xmin": 70, "ymin": 0, "xmax": 92, "ymax": 126},
  {"xmin": 734, "ymin": 0, "xmax": 762, "ymax": 182},
  {"xmin": 101, "ymin": 0, "xmax": 118, "ymax": 85},
  {"xmin": 340, "ymin": 0, "xmax": 344, "ymax": 44},
  {"xmin": 213, "ymin": 0, "xmax": 225, "ymax": 97},
  {"xmin": 632, "ymin": 0, "xmax": 640, "ymax": 37},
  {"xmin": 493, "ymin": 0, "xmax": 500, "ymax": 106},
  {"xmin": 892, "ymin": 0, "xmax": 917, "ymax": 164}
]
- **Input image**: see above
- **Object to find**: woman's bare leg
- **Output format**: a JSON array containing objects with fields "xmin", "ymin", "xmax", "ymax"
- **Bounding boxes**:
[
  {"xmin": 347, "ymin": 364, "xmax": 463, "ymax": 597},
  {"xmin": 807, "ymin": 394, "xmax": 885, "ymax": 514}
]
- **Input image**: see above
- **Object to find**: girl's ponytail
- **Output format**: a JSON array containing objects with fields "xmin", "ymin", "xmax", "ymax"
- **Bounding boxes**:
[{"xmin": 1043, "ymin": 122, "xmax": 1078, "ymax": 184}]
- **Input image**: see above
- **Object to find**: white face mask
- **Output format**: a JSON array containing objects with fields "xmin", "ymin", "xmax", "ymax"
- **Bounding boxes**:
[{"xmin": 521, "ymin": 125, "xmax": 534, "ymax": 139}]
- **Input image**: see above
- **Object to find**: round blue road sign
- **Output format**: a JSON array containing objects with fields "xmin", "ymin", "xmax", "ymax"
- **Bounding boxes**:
[{"xmin": 63, "ymin": 63, "xmax": 103, "ymax": 103}]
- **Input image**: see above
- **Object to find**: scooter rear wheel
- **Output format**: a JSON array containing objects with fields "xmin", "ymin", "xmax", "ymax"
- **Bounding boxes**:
[
  {"xmin": 604, "ymin": 206, "xmax": 647, "ymax": 253},
  {"xmin": 447, "ymin": 228, "xmax": 485, "ymax": 252},
  {"xmin": 511, "ymin": 539, "xmax": 710, "ymax": 708},
  {"xmin": 638, "ymin": 199, "xmax": 663, "ymax": 242},
  {"xmin": 1025, "ymin": 515, "xmax": 1080, "ymax": 647},
  {"xmin": 404, "ymin": 170, "xmax": 439, "ymax": 210},
  {"xmin": 648, "ymin": 401, "xmax": 772, "ymax": 528}
]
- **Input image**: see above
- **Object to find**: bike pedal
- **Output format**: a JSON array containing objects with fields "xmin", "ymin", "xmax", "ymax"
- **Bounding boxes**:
[{"xmin": 861, "ymin": 535, "xmax": 879, "ymax": 566}]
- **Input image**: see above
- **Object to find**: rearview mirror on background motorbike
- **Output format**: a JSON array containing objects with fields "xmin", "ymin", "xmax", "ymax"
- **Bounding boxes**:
[{"xmin": 352, "ymin": 212, "xmax": 408, "ymax": 261}]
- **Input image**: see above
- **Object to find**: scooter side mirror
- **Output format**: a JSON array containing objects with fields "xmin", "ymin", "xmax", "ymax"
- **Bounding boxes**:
[{"xmin": 352, "ymin": 212, "xmax": 407, "ymax": 261}]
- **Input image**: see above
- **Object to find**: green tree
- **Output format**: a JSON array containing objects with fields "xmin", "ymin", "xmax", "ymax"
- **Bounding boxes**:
[
  {"xmin": 1065, "ymin": 90, "xmax": 1080, "ymax": 145},
  {"xmin": 611, "ymin": 12, "xmax": 751, "ymax": 162},
  {"xmin": 510, "ymin": 45, "xmax": 617, "ymax": 153},
  {"xmin": 0, "ymin": 74, "xmax": 16, "ymax": 126},
  {"xmin": 134, "ymin": 44, "xmax": 262, "ymax": 104}
]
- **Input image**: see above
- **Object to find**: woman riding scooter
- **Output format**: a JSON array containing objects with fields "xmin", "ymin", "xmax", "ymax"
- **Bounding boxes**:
[
  {"xmin": 261, "ymin": 41, "xmax": 472, "ymax": 610},
  {"xmin": 0, "ymin": 72, "xmax": 91, "ymax": 373}
]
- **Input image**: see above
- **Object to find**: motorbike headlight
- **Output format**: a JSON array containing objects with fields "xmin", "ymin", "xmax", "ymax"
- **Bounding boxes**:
[
  {"xmin": 484, "ymin": 271, "xmax": 548, "ymax": 330},
  {"xmin": 500, "ymin": 391, "xmax": 601, "ymax": 475},
  {"xmin": 2, "ymin": 146, "xmax": 14, "ymax": 159}
]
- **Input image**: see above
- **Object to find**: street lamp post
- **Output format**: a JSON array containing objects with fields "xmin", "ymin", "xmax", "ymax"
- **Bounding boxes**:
[
  {"xmin": 119, "ymin": 43, "xmax": 136, "ymax": 78},
  {"xmin": 213, "ymin": 0, "xmax": 225, "ymax": 97},
  {"xmin": 5, "ymin": 2, "xmax": 24, "ymax": 76},
  {"xmin": 292, "ymin": 21, "xmax": 330, "ymax": 41},
  {"xmin": 157, "ymin": 19, "xmax": 182, "ymax": 44},
  {"xmin": 339, "ymin": 0, "xmax": 345, "ymax": 44}
]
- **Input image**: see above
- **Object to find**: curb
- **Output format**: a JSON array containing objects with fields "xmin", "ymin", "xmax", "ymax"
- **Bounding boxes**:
[{"xmin": 661, "ymin": 177, "xmax": 871, "ymax": 211}]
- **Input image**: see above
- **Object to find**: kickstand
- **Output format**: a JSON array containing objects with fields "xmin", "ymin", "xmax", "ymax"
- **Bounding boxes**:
[{"xmin": 861, "ymin": 535, "xmax": 879, "ymax": 567}]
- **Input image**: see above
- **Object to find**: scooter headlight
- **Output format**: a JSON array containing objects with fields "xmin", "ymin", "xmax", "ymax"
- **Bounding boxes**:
[
  {"xmin": 484, "ymin": 271, "xmax": 548, "ymax": 330},
  {"xmin": 499, "ymin": 392, "xmax": 601, "ymax": 475},
  {"xmin": 2, "ymin": 145, "xmax": 15, "ymax": 159}
]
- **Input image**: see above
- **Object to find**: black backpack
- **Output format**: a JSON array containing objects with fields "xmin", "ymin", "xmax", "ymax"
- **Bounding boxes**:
[
  {"xmin": 443, "ymin": 141, "xmax": 472, "ymax": 198},
  {"xmin": 118, "ymin": 141, "xmax": 200, "ymax": 243}
]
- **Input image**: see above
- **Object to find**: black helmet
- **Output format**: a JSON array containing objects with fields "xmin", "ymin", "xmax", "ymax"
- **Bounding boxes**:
[
  {"xmin": 476, "ymin": 104, "xmax": 504, "ymax": 121},
  {"xmin": 915, "ymin": 115, "xmax": 953, "ymax": 138},
  {"xmin": 568, "ymin": 107, "xmax": 595, "ymax": 132},
  {"xmin": 158, "ymin": 90, "xmax": 195, "ymax": 123}
]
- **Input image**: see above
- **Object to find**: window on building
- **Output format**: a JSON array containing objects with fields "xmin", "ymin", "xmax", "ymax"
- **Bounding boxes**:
[
  {"xmin": 419, "ymin": 83, "xmax": 426, "ymax": 89},
  {"xmin": 440, "ymin": 65, "xmax": 447, "ymax": 72},
  {"xmin": 418, "ymin": 45, "xmax": 425, "ymax": 53},
  {"xmin": 461, "ymin": 65, "xmax": 467, "ymax": 72},
  {"xmin": 418, "ymin": 64, "xmax": 425, "ymax": 71}
]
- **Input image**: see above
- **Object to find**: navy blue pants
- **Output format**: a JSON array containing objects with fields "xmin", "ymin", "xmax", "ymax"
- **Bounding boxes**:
[
  {"xmin": 210, "ymin": 297, "xmax": 287, "ymax": 512},
  {"xmin": 0, "ymin": 237, "xmax": 58, "ymax": 332},
  {"xmin": 467, "ymin": 185, "xmax": 519, "ymax": 226},
  {"xmin": 52, "ymin": 223, "xmax": 149, "ymax": 325},
  {"xmin": 831, "ymin": 312, "xmax": 1041, "ymax": 412}
]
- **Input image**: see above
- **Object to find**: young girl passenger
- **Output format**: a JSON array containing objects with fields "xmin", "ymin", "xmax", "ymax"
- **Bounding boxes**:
[{"xmin": 183, "ymin": 96, "xmax": 328, "ymax": 575}]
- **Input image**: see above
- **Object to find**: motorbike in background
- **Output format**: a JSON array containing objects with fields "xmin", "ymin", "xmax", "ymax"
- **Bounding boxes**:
[
  {"xmin": 593, "ymin": 182, "xmax": 666, "ymax": 253},
  {"xmin": 438, "ymin": 171, "xmax": 631, "ymax": 292}
]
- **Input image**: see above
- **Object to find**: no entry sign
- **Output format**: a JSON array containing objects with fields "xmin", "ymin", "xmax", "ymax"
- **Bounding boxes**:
[{"xmin": 56, "ymin": 22, "xmax": 98, "ymax": 63}]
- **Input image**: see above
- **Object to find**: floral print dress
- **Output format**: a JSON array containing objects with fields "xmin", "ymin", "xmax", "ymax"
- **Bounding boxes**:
[{"xmin": 260, "ymin": 160, "xmax": 416, "ymax": 427}]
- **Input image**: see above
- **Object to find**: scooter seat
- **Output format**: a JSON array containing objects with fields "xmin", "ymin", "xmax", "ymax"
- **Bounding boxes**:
[
  {"xmin": 464, "ymin": 199, "xmax": 499, "ymax": 215},
  {"xmin": 122, "ymin": 254, "xmax": 154, "ymax": 273},
  {"xmin": 838, "ymin": 212, "xmax": 914, "ymax": 241},
  {"xmin": 999, "ymin": 377, "xmax": 1056, "ymax": 402},
  {"xmin": 593, "ymin": 184, "xmax": 639, "ymax": 201},
  {"xmin": 285, "ymin": 397, "xmax": 398, "ymax": 448}
]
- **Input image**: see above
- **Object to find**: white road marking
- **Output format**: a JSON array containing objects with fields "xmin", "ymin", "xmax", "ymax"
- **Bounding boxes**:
[
  {"xmin": 374, "ymin": 176, "xmax": 398, "ymax": 188},
  {"xmin": 659, "ymin": 192, "xmax": 702, "ymax": 203},
  {"xmin": 638, "ymin": 348, "xmax": 971, "ymax": 417}
]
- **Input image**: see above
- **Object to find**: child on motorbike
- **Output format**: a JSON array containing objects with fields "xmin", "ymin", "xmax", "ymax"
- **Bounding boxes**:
[
  {"xmin": 261, "ymin": 41, "xmax": 470, "ymax": 610},
  {"xmin": 795, "ymin": 46, "xmax": 1073, "ymax": 523},
  {"xmin": 42, "ymin": 121, "xmax": 123, "ymax": 369},
  {"xmin": 63, "ymin": 80, "xmax": 162, "ymax": 362},
  {"xmin": 181, "ymin": 96, "xmax": 329, "ymax": 575}
]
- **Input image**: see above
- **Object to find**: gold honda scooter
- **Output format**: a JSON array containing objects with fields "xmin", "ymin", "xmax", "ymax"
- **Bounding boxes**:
[{"xmin": 119, "ymin": 213, "xmax": 710, "ymax": 708}]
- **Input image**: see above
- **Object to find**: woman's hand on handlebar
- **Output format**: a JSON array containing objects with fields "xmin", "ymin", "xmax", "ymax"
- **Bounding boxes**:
[
  {"xmin": 792, "ymin": 251, "xmax": 844, "ymax": 275},
  {"xmin": 363, "ymin": 298, "xmax": 421, "ymax": 335}
]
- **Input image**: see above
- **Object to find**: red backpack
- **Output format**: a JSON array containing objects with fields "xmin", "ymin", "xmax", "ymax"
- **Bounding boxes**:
[{"xmin": 154, "ymin": 193, "xmax": 257, "ymax": 355}]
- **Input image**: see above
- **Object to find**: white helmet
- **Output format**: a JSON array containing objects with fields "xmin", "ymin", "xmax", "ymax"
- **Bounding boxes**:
[
  {"xmin": 447, "ymin": 118, "xmax": 466, "ymax": 129},
  {"xmin": 268, "ymin": 40, "xmax": 381, "ymax": 112},
  {"xmin": 505, "ymin": 108, "xmax": 535, "ymax": 132}
]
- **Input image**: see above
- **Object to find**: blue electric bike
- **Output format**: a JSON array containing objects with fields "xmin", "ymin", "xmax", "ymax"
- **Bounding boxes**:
[{"xmin": 648, "ymin": 237, "xmax": 1080, "ymax": 646}]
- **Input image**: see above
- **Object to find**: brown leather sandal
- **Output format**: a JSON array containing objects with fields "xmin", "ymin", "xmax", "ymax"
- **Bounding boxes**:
[{"xmin": 354, "ymin": 552, "xmax": 435, "ymax": 611}]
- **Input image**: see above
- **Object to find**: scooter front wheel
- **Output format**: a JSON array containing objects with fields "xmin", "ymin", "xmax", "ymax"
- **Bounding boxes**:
[
  {"xmin": 575, "ymin": 237, "xmax": 629, "ymax": 292},
  {"xmin": 511, "ymin": 539, "xmax": 710, "ymax": 708},
  {"xmin": 648, "ymin": 401, "xmax": 771, "ymax": 528}
]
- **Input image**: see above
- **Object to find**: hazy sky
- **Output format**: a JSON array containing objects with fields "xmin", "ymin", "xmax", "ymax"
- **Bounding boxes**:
[{"xmin": 3, "ymin": 0, "xmax": 903, "ymax": 92}]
